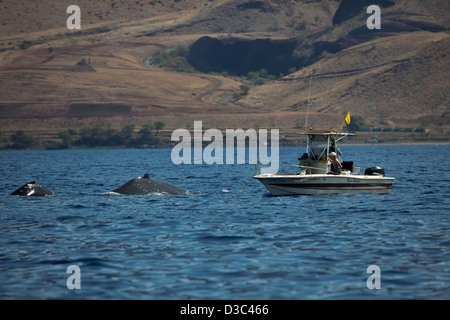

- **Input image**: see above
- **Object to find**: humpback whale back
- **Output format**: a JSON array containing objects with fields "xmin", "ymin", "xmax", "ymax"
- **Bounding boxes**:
[
  {"xmin": 112, "ymin": 173, "xmax": 188, "ymax": 195},
  {"xmin": 11, "ymin": 181, "xmax": 55, "ymax": 197}
]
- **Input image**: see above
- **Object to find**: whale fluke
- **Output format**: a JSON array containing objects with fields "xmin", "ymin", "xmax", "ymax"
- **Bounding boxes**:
[
  {"xmin": 111, "ymin": 173, "xmax": 189, "ymax": 195},
  {"xmin": 11, "ymin": 181, "xmax": 55, "ymax": 197}
]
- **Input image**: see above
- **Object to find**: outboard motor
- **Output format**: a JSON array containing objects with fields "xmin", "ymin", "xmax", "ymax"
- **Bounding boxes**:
[{"xmin": 364, "ymin": 166, "xmax": 385, "ymax": 177}]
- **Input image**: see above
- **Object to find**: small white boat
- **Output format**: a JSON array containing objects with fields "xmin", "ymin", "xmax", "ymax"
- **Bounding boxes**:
[{"xmin": 254, "ymin": 130, "xmax": 395, "ymax": 196}]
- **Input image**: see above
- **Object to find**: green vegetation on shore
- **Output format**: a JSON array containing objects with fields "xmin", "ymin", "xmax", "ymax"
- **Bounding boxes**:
[
  {"xmin": 3, "ymin": 121, "xmax": 167, "ymax": 150},
  {"xmin": 151, "ymin": 46, "xmax": 196, "ymax": 73},
  {"xmin": 59, "ymin": 122, "xmax": 166, "ymax": 148}
]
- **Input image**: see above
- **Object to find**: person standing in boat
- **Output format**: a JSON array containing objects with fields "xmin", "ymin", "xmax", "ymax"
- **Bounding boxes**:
[
  {"xmin": 328, "ymin": 152, "xmax": 343, "ymax": 174},
  {"xmin": 329, "ymin": 139, "xmax": 343, "ymax": 162}
]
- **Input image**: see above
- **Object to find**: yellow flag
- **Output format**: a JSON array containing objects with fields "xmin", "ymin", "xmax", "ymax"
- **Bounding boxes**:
[{"xmin": 345, "ymin": 112, "xmax": 351, "ymax": 125}]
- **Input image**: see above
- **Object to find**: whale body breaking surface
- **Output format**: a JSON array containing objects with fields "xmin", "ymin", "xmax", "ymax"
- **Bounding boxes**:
[
  {"xmin": 111, "ymin": 173, "xmax": 189, "ymax": 195},
  {"xmin": 10, "ymin": 181, "xmax": 55, "ymax": 197}
]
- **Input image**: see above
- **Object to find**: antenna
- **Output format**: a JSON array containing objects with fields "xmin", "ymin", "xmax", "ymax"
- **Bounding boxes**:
[
  {"xmin": 305, "ymin": 71, "xmax": 313, "ymax": 131},
  {"xmin": 304, "ymin": 71, "xmax": 313, "ymax": 156}
]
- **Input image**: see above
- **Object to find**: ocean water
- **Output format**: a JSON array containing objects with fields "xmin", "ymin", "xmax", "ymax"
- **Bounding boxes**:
[{"xmin": 0, "ymin": 145, "xmax": 449, "ymax": 300}]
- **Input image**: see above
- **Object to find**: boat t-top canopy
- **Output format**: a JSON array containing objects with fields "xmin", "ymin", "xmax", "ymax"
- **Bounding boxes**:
[
  {"xmin": 297, "ymin": 130, "xmax": 355, "ymax": 137},
  {"xmin": 297, "ymin": 130, "xmax": 355, "ymax": 161}
]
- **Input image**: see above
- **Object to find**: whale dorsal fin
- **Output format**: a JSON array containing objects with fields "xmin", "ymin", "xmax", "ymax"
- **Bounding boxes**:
[{"xmin": 142, "ymin": 173, "xmax": 150, "ymax": 179}]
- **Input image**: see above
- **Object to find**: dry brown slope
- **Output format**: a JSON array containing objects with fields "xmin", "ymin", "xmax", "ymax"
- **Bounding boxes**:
[
  {"xmin": 240, "ymin": 31, "xmax": 450, "ymax": 129},
  {"xmin": 0, "ymin": 0, "xmax": 449, "ymax": 141},
  {"xmin": 0, "ymin": 36, "xmax": 245, "ymax": 132},
  {"xmin": 0, "ymin": 0, "xmax": 343, "ymax": 135},
  {"xmin": 0, "ymin": 0, "xmax": 216, "ymax": 37}
]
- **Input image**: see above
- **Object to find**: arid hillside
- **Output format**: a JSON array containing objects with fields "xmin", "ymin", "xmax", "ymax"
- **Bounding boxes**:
[
  {"xmin": 0, "ymin": 0, "xmax": 449, "ymax": 147},
  {"xmin": 240, "ymin": 31, "xmax": 450, "ymax": 129}
]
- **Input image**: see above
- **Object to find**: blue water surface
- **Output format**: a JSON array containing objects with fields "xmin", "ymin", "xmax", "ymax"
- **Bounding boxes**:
[{"xmin": 0, "ymin": 145, "xmax": 449, "ymax": 299}]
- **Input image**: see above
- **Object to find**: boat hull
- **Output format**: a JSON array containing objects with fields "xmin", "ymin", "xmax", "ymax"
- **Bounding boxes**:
[{"xmin": 254, "ymin": 174, "xmax": 394, "ymax": 196}]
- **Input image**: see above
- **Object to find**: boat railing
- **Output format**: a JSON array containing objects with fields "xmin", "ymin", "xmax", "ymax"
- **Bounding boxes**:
[{"xmin": 254, "ymin": 164, "xmax": 327, "ymax": 176}]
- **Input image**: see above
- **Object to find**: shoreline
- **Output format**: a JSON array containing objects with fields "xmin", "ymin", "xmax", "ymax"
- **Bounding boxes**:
[{"xmin": 1, "ymin": 141, "xmax": 449, "ymax": 152}]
